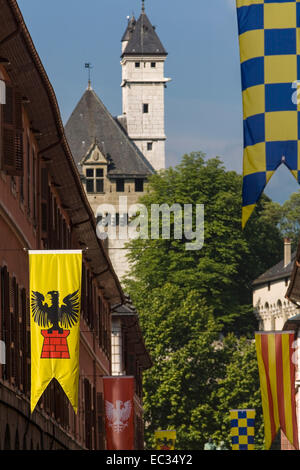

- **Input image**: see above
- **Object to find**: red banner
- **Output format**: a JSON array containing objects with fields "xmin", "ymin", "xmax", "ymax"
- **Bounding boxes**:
[
  {"xmin": 103, "ymin": 376, "xmax": 135, "ymax": 450},
  {"xmin": 255, "ymin": 332, "xmax": 299, "ymax": 450}
]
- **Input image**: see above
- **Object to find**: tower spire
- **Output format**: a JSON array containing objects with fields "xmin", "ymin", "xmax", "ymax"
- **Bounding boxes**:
[
  {"xmin": 85, "ymin": 62, "xmax": 93, "ymax": 90},
  {"xmin": 142, "ymin": 0, "xmax": 145, "ymax": 13}
]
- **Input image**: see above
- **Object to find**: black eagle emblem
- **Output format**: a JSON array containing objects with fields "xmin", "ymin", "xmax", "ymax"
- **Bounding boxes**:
[{"xmin": 31, "ymin": 290, "xmax": 80, "ymax": 334}]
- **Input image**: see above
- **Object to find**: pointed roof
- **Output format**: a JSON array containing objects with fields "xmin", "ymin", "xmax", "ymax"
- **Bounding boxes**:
[
  {"xmin": 121, "ymin": 15, "xmax": 136, "ymax": 42},
  {"xmin": 252, "ymin": 252, "xmax": 296, "ymax": 286},
  {"xmin": 64, "ymin": 88, "xmax": 154, "ymax": 178},
  {"xmin": 122, "ymin": 11, "xmax": 167, "ymax": 56}
]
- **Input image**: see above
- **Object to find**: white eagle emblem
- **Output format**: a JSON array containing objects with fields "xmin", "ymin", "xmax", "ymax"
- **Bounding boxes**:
[{"xmin": 105, "ymin": 400, "xmax": 132, "ymax": 433}]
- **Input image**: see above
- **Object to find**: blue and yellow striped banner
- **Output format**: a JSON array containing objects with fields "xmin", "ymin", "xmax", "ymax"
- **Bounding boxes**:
[{"xmin": 236, "ymin": 0, "xmax": 300, "ymax": 227}]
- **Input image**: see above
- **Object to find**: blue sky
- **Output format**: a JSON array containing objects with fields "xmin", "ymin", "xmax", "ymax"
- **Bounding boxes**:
[{"xmin": 17, "ymin": 0, "xmax": 300, "ymax": 204}]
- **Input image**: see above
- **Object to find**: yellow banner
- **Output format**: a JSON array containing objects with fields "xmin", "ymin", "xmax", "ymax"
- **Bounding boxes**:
[
  {"xmin": 29, "ymin": 250, "xmax": 82, "ymax": 414},
  {"xmin": 155, "ymin": 430, "xmax": 176, "ymax": 450}
]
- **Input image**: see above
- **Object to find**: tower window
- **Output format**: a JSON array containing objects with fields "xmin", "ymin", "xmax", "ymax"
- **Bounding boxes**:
[
  {"xmin": 151, "ymin": 62, "xmax": 156, "ymax": 68},
  {"xmin": 135, "ymin": 179, "xmax": 144, "ymax": 192},
  {"xmin": 135, "ymin": 62, "xmax": 140, "ymax": 68},
  {"xmin": 147, "ymin": 142, "xmax": 153, "ymax": 151},
  {"xmin": 143, "ymin": 103, "xmax": 149, "ymax": 114},
  {"xmin": 116, "ymin": 179, "xmax": 125, "ymax": 192}
]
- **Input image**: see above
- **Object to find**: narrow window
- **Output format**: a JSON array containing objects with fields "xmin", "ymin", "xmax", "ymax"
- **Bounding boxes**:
[
  {"xmin": 135, "ymin": 62, "xmax": 140, "ymax": 68},
  {"xmin": 27, "ymin": 142, "xmax": 31, "ymax": 215},
  {"xmin": 135, "ymin": 178, "xmax": 144, "ymax": 192},
  {"xmin": 151, "ymin": 62, "xmax": 156, "ymax": 68},
  {"xmin": 86, "ymin": 168, "xmax": 94, "ymax": 193},
  {"xmin": 143, "ymin": 103, "xmax": 149, "ymax": 114},
  {"xmin": 116, "ymin": 179, "xmax": 125, "ymax": 192},
  {"xmin": 96, "ymin": 168, "xmax": 104, "ymax": 193},
  {"xmin": 147, "ymin": 142, "xmax": 153, "ymax": 151}
]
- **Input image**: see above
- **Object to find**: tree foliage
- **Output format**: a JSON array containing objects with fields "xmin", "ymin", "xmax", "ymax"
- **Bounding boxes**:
[
  {"xmin": 262, "ymin": 190, "xmax": 300, "ymax": 249},
  {"xmin": 124, "ymin": 153, "xmax": 282, "ymax": 449}
]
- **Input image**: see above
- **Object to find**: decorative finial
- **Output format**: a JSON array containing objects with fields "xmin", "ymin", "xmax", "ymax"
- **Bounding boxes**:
[
  {"xmin": 85, "ymin": 62, "xmax": 93, "ymax": 90},
  {"xmin": 142, "ymin": 0, "xmax": 145, "ymax": 12}
]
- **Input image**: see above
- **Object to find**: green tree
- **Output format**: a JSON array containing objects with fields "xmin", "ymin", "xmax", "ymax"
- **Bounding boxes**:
[
  {"xmin": 211, "ymin": 335, "xmax": 264, "ymax": 450},
  {"xmin": 126, "ymin": 152, "xmax": 282, "ymax": 335},
  {"xmin": 138, "ymin": 287, "xmax": 223, "ymax": 450},
  {"xmin": 262, "ymin": 191, "xmax": 300, "ymax": 249},
  {"xmin": 124, "ymin": 153, "xmax": 280, "ymax": 449}
]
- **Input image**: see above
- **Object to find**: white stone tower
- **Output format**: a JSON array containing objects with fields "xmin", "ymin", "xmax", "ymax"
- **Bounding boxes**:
[{"xmin": 120, "ymin": 2, "xmax": 170, "ymax": 171}]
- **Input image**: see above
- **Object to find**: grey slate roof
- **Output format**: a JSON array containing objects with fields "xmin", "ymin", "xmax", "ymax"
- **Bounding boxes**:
[
  {"xmin": 121, "ymin": 15, "xmax": 136, "ymax": 42},
  {"xmin": 122, "ymin": 11, "xmax": 167, "ymax": 56},
  {"xmin": 252, "ymin": 252, "xmax": 296, "ymax": 287},
  {"xmin": 64, "ymin": 88, "xmax": 154, "ymax": 178}
]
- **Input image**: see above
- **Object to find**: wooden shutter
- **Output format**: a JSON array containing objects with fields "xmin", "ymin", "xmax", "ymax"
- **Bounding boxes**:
[
  {"xmin": 14, "ymin": 91, "xmax": 23, "ymax": 175},
  {"xmin": 96, "ymin": 392, "xmax": 105, "ymax": 450},
  {"xmin": 1, "ymin": 85, "xmax": 23, "ymax": 176},
  {"xmin": 84, "ymin": 378, "xmax": 92, "ymax": 449},
  {"xmin": 41, "ymin": 167, "xmax": 48, "ymax": 235}
]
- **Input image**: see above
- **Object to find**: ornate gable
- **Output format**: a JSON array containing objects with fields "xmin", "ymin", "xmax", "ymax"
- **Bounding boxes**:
[{"xmin": 80, "ymin": 140, "xmax": 107, "ymax": 167}]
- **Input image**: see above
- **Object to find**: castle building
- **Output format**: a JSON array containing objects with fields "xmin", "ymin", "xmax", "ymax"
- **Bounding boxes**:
[
  {"xmin": 65, "ymin": 3, "xmax": 169, "ymax": 281},
  {"xmin": 120, "ymin": 3, "xmax": 170, "ymax": 171},
  {"xmin": 253, "ymin": 239, "xmax": 297, "ymax": 331}
]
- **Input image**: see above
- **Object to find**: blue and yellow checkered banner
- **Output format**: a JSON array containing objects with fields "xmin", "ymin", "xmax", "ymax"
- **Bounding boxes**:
[
  {"xmin": 236, "ymin": 0, "xmax": 300, "ymax": 227},
  {"xmin": 230, "ymin": 409, "xmax": 255, "ymax": 450}
]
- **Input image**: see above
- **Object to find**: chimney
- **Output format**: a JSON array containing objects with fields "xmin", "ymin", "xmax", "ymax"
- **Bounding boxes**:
[{"xmin": 284, "ymin": 238, "xmax": 292, "ymax": 267}]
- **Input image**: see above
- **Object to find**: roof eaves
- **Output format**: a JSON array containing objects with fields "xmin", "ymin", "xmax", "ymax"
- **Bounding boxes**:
[{"xmin": 5, "ymin": 0, "xmax": 124, "ymax": 305}]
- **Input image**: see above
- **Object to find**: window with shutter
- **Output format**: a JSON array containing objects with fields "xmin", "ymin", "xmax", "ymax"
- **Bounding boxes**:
[
  {"xmin": 84, "ymin": 379, "xmax": 92, "ymax": 449},
  {"xmin": 14, "ymin": 92, "xmax": 23, "ymax": 176},
  {"xmin": 40, "ymin": 167, "xmax": 48, "ymax": 236},
  {"xmin": 20, "ymin": 288, "xmax": 26, "ymax": 393},
  {"xmin": 1, "ymin": 85, "xmax": 23, "ymax": 176},
  {"xmin": 10, "ymin": 276, "xmax": 16, "ymax": 385},
  {"xmin": 96, "ymin": 391, "xmax": 105, "ymax": 449},
  {"xmin": 3, "ymin": 268, "xmax": 10, "ymax": 381},
  {"xmin": 93, "ymin": 386, "xmax": 97, "ymax": 450}
]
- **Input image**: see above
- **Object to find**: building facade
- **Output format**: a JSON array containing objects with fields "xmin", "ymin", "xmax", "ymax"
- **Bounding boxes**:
[
  {"xmin": 0, "ymin": 0, "xmax": 150, "ymax": 450},
  {"xmin": 253, "ymin": 239, "xmax": 297, "ymax": 331}
]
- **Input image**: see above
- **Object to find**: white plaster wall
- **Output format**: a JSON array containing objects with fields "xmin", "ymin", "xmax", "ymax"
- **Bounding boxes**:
[
  {"xmin": 253, "ymin": 278, "xmax": 298, "ymax": 331},
  {"xmin": 121, "ymin": 56, "xmax": 168, "ymax": 171}
]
